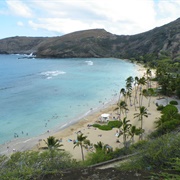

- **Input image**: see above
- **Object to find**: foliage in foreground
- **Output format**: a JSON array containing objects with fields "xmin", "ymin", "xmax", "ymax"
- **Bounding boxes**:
[
  {"xmin": 153, "ymin": 158, "xmax": 180, "ymax": 180},
  {"xmin": 117, "ymin": 133, "xmax": 180, "ymax": 171},
  {"xmin": 0, "ymin": 150, "xmax": 78, "ymax": 180},
  {"xmin": 85, "ymin": 149, "xmax": 114, "ymax": 165},
  {"xmin": 84, "ymin": 140, "xmax": 148, "ymax": 166}
]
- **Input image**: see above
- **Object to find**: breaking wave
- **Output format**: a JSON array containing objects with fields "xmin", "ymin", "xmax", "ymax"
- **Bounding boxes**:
[
  {"xmin": 40, "ymin": 70, "xmax": 66, "ymax": 79},
  {"xmin": 85, "ymin": 61, "xmax": 93, "ymax": 66}
]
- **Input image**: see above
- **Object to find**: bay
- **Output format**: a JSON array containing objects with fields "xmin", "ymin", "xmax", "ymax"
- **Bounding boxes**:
[{"xmin": 0, "ymin": 54, "xmax": 138, "ymax": 144}]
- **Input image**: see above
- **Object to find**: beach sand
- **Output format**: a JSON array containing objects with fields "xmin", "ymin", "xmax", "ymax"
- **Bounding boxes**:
[
  {"xmin": 31, "ymin": 65, "xmax": 162, "ymax": 160},
  {"xmin": 0, "ymin": 64, "xmax": 163, "ymax": 160}
]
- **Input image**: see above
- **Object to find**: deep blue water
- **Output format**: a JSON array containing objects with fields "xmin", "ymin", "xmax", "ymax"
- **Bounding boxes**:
[{"xmin": 0, "ymin": 55, "xmax": 138, "ymax": 144}]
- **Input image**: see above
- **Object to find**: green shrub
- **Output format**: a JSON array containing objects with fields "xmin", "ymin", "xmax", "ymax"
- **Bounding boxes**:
[
  {"xmin": 162, "ymin": 104, "xmax": 178, "ymax": 115},
  {"xmin": 130, "ymin": 140, "xmax": 148, "ymax": 151},
  {"xmin": 154, "ymin": 158, "xmax": 180, "ymax": 179},
  {"xmin": 118, "ymin": 133, "xmax": 180, "ymax": 171},
  {"xmin": 92, "ymin": 123, "xmax": 111, "ymax": 130},
  {"xmin": 108, "ymin": 120, "xmax": 122, "ymax": 128},
  {"xmin": 92, "ymin": 121, "xmax": 122, "ymax": 131},
  {"xmin": 92, "ymin": 124, "xmax": 101, "ymax": 128},
  {"xmin": 98, "ymin": 125, "xmax": 112, "ymax": 130},
  {"xmin": 85, "ymin": 150, "xmax": 113, "ymax": 165},
  {"xmin": 148, "ymin": 128, "xmax": 164, "ymax": 138},
  {"xmin": 0, "ymin": 150, "xmax": 78, "ymax": 180},
  {"xmin": 162, "ymin": 119, "xmax": 180, "ymax": 132},
  {"xmin": 157, "ymin": 105, "xmax": 164, "ymax": 111},
  {"xmin": 169, "ymin": 100, "xmax": 178, "ymax": 105}
]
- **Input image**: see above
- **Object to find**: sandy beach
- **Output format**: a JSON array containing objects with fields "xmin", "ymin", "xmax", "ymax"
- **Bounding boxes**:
[
  {"xmin": 0, "ymin": 64, "xmax": 167, "ymax": 160},
  {"xmin": 34, "ymin": 83, "xmax": 161, "ymax": 160}
]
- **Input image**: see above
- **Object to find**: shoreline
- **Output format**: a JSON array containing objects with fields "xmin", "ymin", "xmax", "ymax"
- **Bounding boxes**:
[
  {"xmin": 0, "ymin": 100, "xmax": 118, "ymax": 155},
  {"xmin": 0, "ymin": 91, "xmax": 119, "ymax": 156},
  {"xmin": 0, "ymin": 62, "xmax": 158, "ymax": 159}
]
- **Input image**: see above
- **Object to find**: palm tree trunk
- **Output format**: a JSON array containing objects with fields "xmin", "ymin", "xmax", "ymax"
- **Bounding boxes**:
[
  {"xmin": 80, "ymin": 145, "xmax": 84, "ymax": 161},
  {"xmin": 140, "ymin": 116, "xmax": 143, "ymax": 129},
  {"xmin": 148, "ymin": 96, "xmax": 151, "ymax": 107},
  {"xmin": 123, "ymin": 134, "xmax": 127, "ymax": 147},
  {"xmin": 141, "ymin": 96, "xmax": 143, "ymax": 106}
]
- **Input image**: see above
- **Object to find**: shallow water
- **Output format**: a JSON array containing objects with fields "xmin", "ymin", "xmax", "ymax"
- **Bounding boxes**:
[{"xmin": 0, "ymin": 55, "xmax": 138, "ymax": 144}]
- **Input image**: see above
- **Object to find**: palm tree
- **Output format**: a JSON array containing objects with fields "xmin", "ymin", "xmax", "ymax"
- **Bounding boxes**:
[
  {"xmin": 137, "ymin": 77, "xmax": 147, "ymax": 106},
  {"xmin": 133, "ymin": 76, "xmax": 139, "ymax": 110},
  {"xmin": 147, "ymin": 88, "xmax": 155, "ymax": 107},
  {"xmin": 140, "ymin": 89, "xmax": 148, "ymax": 106},
  {"xmin": 135, "ymin": 127, "xmax": 145, "ymax": 141},
  {"xmin": 134, "ymin": 106, "xmax": 148, "ymax": 132},
  {"xmin": 117, "ymin": 100, "xmax": 128, "ymax": 118},
  {"xmin": 73, "ymin": 133, "xmax": 90, "ymax": 161},
  {"xmin": 94, "ymin": 141, "xmax": 113, "ymax": 154},
  {"xmin": 120, "ymin": 88, "xmax": 126, "ymax": 102},
  {"xmin": 127, "ymin": 91, "xmax": 132, "ymax": 106},
  {"xmin": 126, "ymin": 76, "xmax": 133, "ymax": 105},
  {"xmin": 128, "ymin": 125, "xmax": 139, "ymax": 143},
  {"xmin": 120, "ymin": 117, "xmax": 131, "ymax": 147},
  {"xmin": 44, "ymin": 136, "xmax": 63, "ymax": 150},
  {"xmin": 94, "ymin": 141, "xmax": 104, "ymax": 152},
  {"xmin": 146, "ymin": 68, "xmax": 152, "ymax": 88},
  {"xmin": 126, "ymin": 76, "xmax": 134, "ymax": 86}
]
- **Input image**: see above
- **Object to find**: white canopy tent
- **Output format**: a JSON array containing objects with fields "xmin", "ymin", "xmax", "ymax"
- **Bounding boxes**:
[{"xmin": 100, "ymin": 113, "xmax": 110, "ymax": 122}]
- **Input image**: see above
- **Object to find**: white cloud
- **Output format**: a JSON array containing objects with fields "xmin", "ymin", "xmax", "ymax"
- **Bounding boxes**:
[
  {"xmin": 17, "ymin": 21, "xmax": 24, "ymax": 26},
  {"xmin": 5, "ymin": 0, "xmax": 180, "ymax": 36},
  {"xmin": 28, "ymin": 18, "xmax": 99, "ymax": 33},
  {"xmin": 6, "ymin": 0, "xmax": 33, "ymax": 18},
  {"xmin": 26, "ymin": 0, "xmax": 158, "ymax": 35}
]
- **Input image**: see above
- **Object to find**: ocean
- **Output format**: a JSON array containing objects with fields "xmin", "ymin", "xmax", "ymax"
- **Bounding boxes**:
[{"xmin": 0, "ymin": 54, "xmax": 138, "ymax": 144}]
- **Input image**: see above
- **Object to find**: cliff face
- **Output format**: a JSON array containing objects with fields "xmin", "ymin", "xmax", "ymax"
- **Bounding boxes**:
[
  {"xmin": 0, "ymin": 18, "xmax": 179, "ymax": 60},
  {"xmin": 0, "ymin": 37, "xmax": 47, "ymax": 54}
]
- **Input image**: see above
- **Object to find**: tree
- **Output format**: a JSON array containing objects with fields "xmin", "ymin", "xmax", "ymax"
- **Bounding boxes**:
[
  {"xmin": 73, "ymin": 133, "xmax": 90, "ymax": 161},
  {"xmin": 120, "ymin": 117, "xmax": 131, "ymax": 147},
  {"xmin": 155, "ymin": 104, "xmax": 179, "ymax": 132},
  {"xmin": 138, "ymin": 77, "xmax": 147, "ymax": 106},
  {"xmin": 147, "ymin": 88, "xmax": 155, "ymax": 107},
  {"xmin": 133, "ymin": 76, "xmax": 139, "ymax": 110},
  {"xmin": 94, "ymin": 141, "xmax": 104, "ymax": 152},
  {"xmin": 128, "ymin": 125, "xmax": 142, "ymax": 143},
  {"xmin": 94, "ymin": 141, "xmax": 113, "ymax": 154},
  {"xmin": 140, "ymin": 89, "xmax": 148, "ymax": 106},
  {"xmin": 126, "ymin": 76, "xmax": 134, "ymax": 85},
  {"xmin": 134, "ymin": 106, "xmax": 148, "ymax": 139},
  {"xmin": 117, "ymin": 100, "xmax": 128, "ymax": 119},
  {"xmin": 44, "ymin": 136, "xmax": 63, "ymax": 150},
  {"xmin": 126, "ymin": 76, "xmax": 133, "ymax": 105},
  {"xmin": 146, "ymin": 68, "xmax": 152, "ymax": 88},
  {"xmin": 119, "ymin": 88, "xmax": 126, "ymax": 102}
]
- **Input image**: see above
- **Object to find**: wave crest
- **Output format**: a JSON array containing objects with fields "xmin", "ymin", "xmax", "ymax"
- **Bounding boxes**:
[
  {"xmin": 40, "ymin": 70, "xmax": 66, "ymax": 79},
  {"xmin": 85, "ymin": 61, "xmax": 93, "ymax": 66}
]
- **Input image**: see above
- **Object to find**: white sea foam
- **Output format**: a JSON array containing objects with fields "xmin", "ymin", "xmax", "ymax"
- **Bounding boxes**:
[
  {"xmin": 40, "ymin": 70, "xmax": 66, "ymax": 79},
  {"xmin": 85, "ymin": 61, "xmax": 93, "ymax": 66}
]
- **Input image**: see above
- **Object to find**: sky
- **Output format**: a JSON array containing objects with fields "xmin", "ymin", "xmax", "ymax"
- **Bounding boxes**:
[{"xmin": 0, "ymin": 0, "xmax": 180, "ymax": 39}]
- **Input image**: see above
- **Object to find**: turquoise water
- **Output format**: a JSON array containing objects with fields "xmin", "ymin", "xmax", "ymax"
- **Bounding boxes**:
[{"xmin": 0, "ymin": 55, "xmax": 138, "ymax": 144}]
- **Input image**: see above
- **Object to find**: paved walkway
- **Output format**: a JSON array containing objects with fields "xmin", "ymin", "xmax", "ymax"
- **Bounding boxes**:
[{"xmin": 155, "ymin": 97, "xmax": 180, "ymax": 112}]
